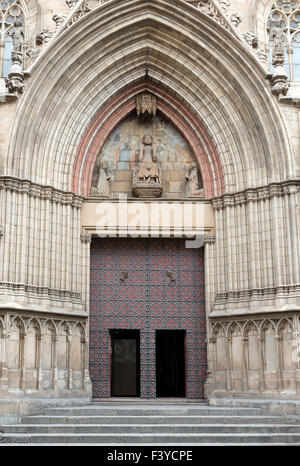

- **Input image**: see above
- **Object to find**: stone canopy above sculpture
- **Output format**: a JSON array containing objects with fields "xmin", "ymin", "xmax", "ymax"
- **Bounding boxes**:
[{"xmin": 90, "ymin": 113, "xmax": 204, "ymax": 199}]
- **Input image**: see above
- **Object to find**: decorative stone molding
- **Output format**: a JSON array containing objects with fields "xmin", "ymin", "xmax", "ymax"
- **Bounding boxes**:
[
  {"xmin": 70, "ymin": 1, "xmax": 91, "ymax": 25},
  {"xmin": 36, "ymin": 29, "xmax": 54, "ymax": 46},
  {"xmin": 0, "ymin": 281, "xmax": 82, "ymax": 303},
  {"xmin": 186, "ymin": 0, "xmax": 231, "ymax": 32},
  {"xmin": 212, "ymin": 181, "xmax": 300, "ymax": 209},
  {"xmin": 136, "ymin": 94, "xmax": 157, "ymax": 120},
  {"xmin": 210, "ymin": 315, "xmax": 295, "ymax": 337},
  {"xmin": 26, "ymin": 48, "xmax": 40, "ymax": 64},
  {"xmin": 53, "ymin": 14, "xmax": 68, "ymax": 30},
  {"xmin": 203, "ymin": 234, "xmax": 216, "ymax": 245},
  {"xmin": 80, "ymin": 233, "xmax": 92, "ymax": 244},
  {"xmin": 66, "ymin": 0, "xmax": 81, "ymax": 11},
  {"xmin": 215, "ymin": 284, "xmax": 300, "ymax": 306},
  {"xmin": 230, "ymin": 13, "xmax": 242, "ymax": 28},
  {"xmin": 0, "ymin": 177, "xmax": 85, "ymax": 208},
  {"xmin": 243, "ymin": 31, "xmax": 258, "ymax": 49}
]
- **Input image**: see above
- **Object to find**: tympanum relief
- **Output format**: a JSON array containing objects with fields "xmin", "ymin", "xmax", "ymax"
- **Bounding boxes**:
[{"xmin": 90, "ymin": 101, "xmax": 204, "ymax": 199}]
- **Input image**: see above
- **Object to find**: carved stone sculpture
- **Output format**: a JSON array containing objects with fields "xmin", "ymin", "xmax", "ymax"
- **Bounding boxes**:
[
  {"xmin": 53, "ymin": 14, "xmax": 67, "ymax": 30},
  {"xmin": 257, "ymin": 49, "xmax": 267, "ymax": 64},
  {"xmin": 5, "ymin": 18, "xmax": 25, "ymax": 95},
  {"xmin": 9, "ymin": 18, "xmax": 24, "ymax": 54},
  {"xmin": 36, "ymin": 29, "xmax": 54, "ymax": 45},
  {"xmin": 133, "ymin": 134, "xmax": 162, "ymax": 198},
  {"xmin": 27, "ymin": 48, "xmax": 40, "ymax": 63},
  {"xmin": 269, "ymin": 19, "xmax": 289, "ymax": 55},
  {"xmin": 91, "ymin": 156, "xmax": 111, "ymax": 197},
  {"xmin": 136, "ymin": 94, "xmax": 157, "ymax": 120},
  {"xmin": 230, "ymin": 13, "xmax": 242, "ymax": 28},
  {"xmin": 243, "ymin": 31, "xmax": 258, "ymax": 48},
  {"xmin": 269, "ymin": 20, "xmax": 290, "ymax": 96},
  {"xmin": 185, "ymin": 163, "xmax": 204, "ymax": 197},
  {"xmin": 66, "ymin": 0, "xmax": 80, "ymax": 10}
]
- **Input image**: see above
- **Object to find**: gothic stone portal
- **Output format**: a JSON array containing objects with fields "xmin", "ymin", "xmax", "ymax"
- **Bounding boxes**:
[{"xmin": 89, "ymin": 238, "xmax": 206, "ymax": 399}]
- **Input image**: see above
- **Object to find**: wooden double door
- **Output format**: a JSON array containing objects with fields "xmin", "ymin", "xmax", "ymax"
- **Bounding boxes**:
[{"xmin": 89, "ymin": 238, "xmax": 206, "ymax": 399}]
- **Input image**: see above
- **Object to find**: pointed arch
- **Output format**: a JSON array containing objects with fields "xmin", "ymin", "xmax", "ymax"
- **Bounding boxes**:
[{"xmin": 5, "ymin": 0, "xmax": 293, "ymax": 197}]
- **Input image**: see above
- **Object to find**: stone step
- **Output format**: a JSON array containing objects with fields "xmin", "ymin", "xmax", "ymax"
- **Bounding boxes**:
[
  {"xmin": 21, "ymin": 414, "xmax": 299, "ymax": 425},
  {"xmin": 4, "ymin": 423, "xmax": 300, "ymax": 434},
  {"xmin": 43, "ymin": 406, "xmax": 262, "ymax": 416},
  {"xmin": 2, "ymin": 432, "xmax": 300, "ymax": 444}
]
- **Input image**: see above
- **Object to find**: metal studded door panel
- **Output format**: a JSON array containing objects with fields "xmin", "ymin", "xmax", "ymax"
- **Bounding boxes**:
[{"xmin": 89, "ymin": 238, "xmax": 206, "ymax": 398}]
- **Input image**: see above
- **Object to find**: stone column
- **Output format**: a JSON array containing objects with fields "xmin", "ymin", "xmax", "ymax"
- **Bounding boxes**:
[
  {"xmin": 0, "ymin": 330, "xmax": 10, "ymax": 391},
  {"xmin": 276, "ymin": 334, "xmax": 284, "ymax": 393},
  {"xmin": 36, "ymin": 336, "xmax": 42, "ymax": 392},
  {"xmin": 204, "ymin": 234, "xmax": 216, "ymax": 397},
  {"xmin": 52, "ymin": 335, "xmax": 58, "ymax": 393},
  {"xmin": 242, "ymin": 336, "xmax": 249, "ymax": 392},
  {"xmin": 258, "ymin": 333, "xmax": 266, "ymax": 393},
  {"xmin": 19, "ymin": 332, "xmax": 26, "ymax": 391},
  {"xmin": 226, "ymin": 335, "xmax": 232, "ymax": 393},
  {"xmin": 67, "ymin": 333, "xmax": 73, "ymax": 390}
]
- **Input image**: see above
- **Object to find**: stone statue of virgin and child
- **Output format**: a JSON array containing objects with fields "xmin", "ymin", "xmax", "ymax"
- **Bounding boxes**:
[{"xmin": 133, "ymin": 134, "xmax": 162, "ymax": 197}]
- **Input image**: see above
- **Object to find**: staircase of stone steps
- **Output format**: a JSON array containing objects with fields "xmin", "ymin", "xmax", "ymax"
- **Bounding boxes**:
[{"xmin": 1, "ymin": 403, "xmax": 300, "ymax": 445}]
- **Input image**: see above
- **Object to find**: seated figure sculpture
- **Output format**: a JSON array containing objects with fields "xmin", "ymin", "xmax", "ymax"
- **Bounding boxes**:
[{"xmin": 133, "ymin": 134, "xmax": 163, "ymax": 197}]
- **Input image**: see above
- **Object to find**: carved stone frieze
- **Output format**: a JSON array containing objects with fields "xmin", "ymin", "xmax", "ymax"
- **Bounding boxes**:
[
  {"xmin": 203, "ymin": 234, "xmax": 216, "ymax": 245},
  {"xmin": 0, "ymin": 281, "xmax": 82, "ymax": 303},
  {"xmin": 80, "ymin": 233, "xmax": 92, "ymax": 244},
  {"xmin": 212, "ymin": 181, "xmax": 300, "ymax": 209},
  {"xmin": 187, "ymin": 0, "xmax": 231, "ymax": 31},
  {"xmin": 0, "ymin": 177, "xmax": 85, "ymax": 208},
  {"xmin": 215, "ymin": 284, "xmax": 300, "ymax": 305}
]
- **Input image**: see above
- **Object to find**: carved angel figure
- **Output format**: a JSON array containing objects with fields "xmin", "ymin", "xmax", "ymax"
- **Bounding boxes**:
[
  {"xmin": 269, "ymin": 19, "xmax": 289, "ymax": 55},
  {"xmin": 185, "ymin": 163, "xmax": 204, "ymax": 197},
  {"xmin": 91, "ymin": 156, "xmax": 111, "ymax": 196},
  {"xmin": 9, "ymin": 18, "xmax": 24, "ymax": 53}
]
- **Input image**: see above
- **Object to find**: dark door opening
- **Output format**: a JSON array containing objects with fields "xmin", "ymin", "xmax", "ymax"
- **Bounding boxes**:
[
  {"xmin": 156, "ymin": 330, "xmax": 186, "ymax": 397},
  {"xmin": 111, "ymin": 330, "xmax": 140, "ymax": 397}
]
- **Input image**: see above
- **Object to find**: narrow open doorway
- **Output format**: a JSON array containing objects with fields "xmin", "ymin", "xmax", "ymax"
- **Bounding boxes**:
[
  {"xmin": 156, "ymin": 330, "xmax": 186, "ymax": 397},
  {"xmin": 110, "ymin": 330, "xmax": 140, "ymax": 397}
]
